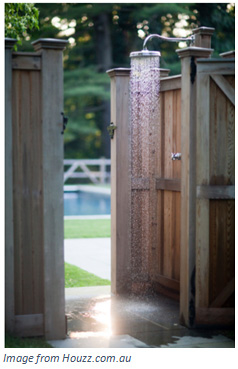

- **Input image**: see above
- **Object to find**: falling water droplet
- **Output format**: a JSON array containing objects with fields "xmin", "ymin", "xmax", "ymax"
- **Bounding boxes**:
[{"xmin": 129, "ymin": 54, "xmax": 160, "ymax": 292}]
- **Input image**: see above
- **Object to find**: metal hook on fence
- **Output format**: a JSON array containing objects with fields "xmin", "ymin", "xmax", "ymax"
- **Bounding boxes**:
[{"xmin": 61, "ymin": 112, "xmax": 68, "ymax": 134}]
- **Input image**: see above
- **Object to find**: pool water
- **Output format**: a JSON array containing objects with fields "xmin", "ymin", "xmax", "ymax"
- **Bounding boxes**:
[{"xmin": 64, "ymin": 191, "xmax": 111, "ymax": 216}]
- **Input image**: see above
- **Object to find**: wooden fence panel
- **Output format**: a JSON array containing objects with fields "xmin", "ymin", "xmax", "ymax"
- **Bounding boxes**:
[
  {"xmin": 12, "ymin": 68, "xmax": 44, "ymax": 317},
  {"xmin": 5, "ymin": 39, "xmax": 67, "ymax": 339},
  {"xmin": 195, "ymin": 59, "xmax": 235, "ymax": 326},
  {"xmin": 151, "ymin": 76, "xmax": 181, "ymax": 299}
]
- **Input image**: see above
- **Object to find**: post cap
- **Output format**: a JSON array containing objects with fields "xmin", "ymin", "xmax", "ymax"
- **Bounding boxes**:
[
  {"xmin": 176, "ymin": 46, "xmax": 213, "ymax": 59},
  {"xmin": 107, "ymin": 68, "xmax": 130, "ymax": 78},
  {"xmin": 160, "ymin": 68, "xmax": 170, "ymax": 78},
  {"xmin": 32, "ymin": 38, "xmax": 68, "ymax": 51},
  {"xmin": 192, "ymin": 26, "xmax": 215, "ymax": 36},
  {"xmin": 220, "ymin": 50, "xmax": 235, "ymax": 59},
  {"xmin": 5, "ymin": 38, "xmax": 17, "ymax": 49},
  {"xmin": 192, "ymin": 26, "xmax": 215, "ymax": 48}
]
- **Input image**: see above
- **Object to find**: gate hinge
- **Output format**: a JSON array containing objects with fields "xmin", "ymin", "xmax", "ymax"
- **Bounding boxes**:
[
  {"xmin": 107, "ymin": 122, "xmax": 117, "ymax": 139},
  {"xmin": 190, "ymin": 56, "xmax": 196, "ymax": 84},
  {"xmin": 61, "ymin": 112, "xmax": 69, "ymax": 134}
]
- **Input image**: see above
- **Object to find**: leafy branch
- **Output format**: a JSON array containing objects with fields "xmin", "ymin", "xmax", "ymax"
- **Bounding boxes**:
[{"xmin": 5, "ymin": 3, "xmax": 39, "ymax": 48}]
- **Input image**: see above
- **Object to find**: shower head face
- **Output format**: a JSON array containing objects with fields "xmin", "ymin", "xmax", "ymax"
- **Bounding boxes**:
[{"xmin": 130, "ymin": 50, "xmax": 161, "ymax": 58}]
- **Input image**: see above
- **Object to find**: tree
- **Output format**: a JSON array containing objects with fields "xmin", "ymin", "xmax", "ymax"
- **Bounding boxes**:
[
  {"xmin": 5, "ymin": 3, "xmax": 39, "ymax": 48},
  {"xmin": 11, "ymin": 3, "xmax": 235, "ymax": 159},
  {"xmin": 183, "ymin": 3, "xmax": 235, "ymax": 56}
]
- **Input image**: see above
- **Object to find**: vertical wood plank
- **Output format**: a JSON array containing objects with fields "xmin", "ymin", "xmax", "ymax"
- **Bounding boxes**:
[
  {"xmin": 196, "ymin": 72, "xmax": 210, "ymax": 308},
  {"xmin": 164, "ymin": 91, "xmax": 173, "ymax": 179},
  {"xmin": 163, "ymin": 190, "xmax": 173, "ymax": 278},
  {"xmin": 12, "ymin": 69, "xmax": 44, "ymax": 316},
  {"xmin": 30, "ymin": 71, "xmax": 44, "ymax": 313},
  {"xmin": 12, "ymin": 70, "xmax": 23, "ymax": 314},
  {"xmin": 153, "ymin": 80, "xmax": 181, "ymax": 290},
  {"xmin": 5, "ymin": 38, "xmax": 17, "ymax": 333}
]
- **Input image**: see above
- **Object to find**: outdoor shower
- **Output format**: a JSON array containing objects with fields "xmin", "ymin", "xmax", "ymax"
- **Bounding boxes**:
[{"xmin": 128, "ymin": 32, "xmax": 194, "ymax": 288}]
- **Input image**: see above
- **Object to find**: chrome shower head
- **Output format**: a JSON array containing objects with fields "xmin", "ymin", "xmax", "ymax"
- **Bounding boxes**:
[{"xmin": 130, "ymin": 50, "xmax": 161, "ymax": 58}]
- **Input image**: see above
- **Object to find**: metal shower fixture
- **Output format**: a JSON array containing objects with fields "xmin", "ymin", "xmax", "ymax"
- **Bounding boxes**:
[
  {"xmin": 143, "ymin": 33, "xmax": 195, "ymax": 50},
  {"xmin": 130, "ymin": 32, "xmax": 194, "ymax": 58}
]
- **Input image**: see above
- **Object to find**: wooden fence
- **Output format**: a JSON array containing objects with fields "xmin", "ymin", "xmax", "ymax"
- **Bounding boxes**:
[
  {"xmin": 195, "ymin": 58, "xmax": 235, "ymax": 326},
  {"xmin": 64, "ymin": 158, "xmax": 111, "ymax": 184},
  {"xmin": 108, "ymin": 27, "xmax": 235, "ymax": 328},
  {"xmin": 5, "ymin": 38, "xmax": 67, "ymax": 339}
]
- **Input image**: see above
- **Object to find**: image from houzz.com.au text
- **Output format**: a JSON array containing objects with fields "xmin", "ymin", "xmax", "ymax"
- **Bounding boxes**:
[{"xmin": 3, "ymin": 353, "xmax": 132, "ymax": 365}]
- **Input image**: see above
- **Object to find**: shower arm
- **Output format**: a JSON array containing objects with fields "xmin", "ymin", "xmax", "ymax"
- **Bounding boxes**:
[{"xmin": 143, "ymin": 33, "xmax": 195, "ymax": 50}]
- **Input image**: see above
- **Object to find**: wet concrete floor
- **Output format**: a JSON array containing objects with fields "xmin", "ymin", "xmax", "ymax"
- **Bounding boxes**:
[{"xmin": 49, "ymin": 286, "xmax": 235, "ymax": 348}]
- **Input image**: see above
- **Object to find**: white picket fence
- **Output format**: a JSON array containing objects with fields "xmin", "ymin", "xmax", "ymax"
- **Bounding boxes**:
[{"xmin": 64, "ymin": 158, "xmax": 111, "ymax": 184}]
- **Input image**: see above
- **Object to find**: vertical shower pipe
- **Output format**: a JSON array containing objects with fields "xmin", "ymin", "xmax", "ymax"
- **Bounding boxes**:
[{"xmin": 176, "ymin": 26, "xmax": 214, "ymax": 327}]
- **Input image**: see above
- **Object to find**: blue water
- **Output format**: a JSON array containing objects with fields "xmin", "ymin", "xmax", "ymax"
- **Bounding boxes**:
[{"xmin": 64, "ymin": 191, "xmax": 111, "ymax": 216}]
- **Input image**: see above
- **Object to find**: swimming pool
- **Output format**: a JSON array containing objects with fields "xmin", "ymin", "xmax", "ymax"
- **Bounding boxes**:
[{"xmin": 64, "ymin": 191, "xmax": 111, "ymax": 216}]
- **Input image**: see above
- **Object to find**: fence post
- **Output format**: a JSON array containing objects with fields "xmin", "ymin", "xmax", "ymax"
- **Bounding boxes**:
[
  {"xmin": 176, "ymin": 27, "xmax": 214, "ymax": 327},
  {"xmin": 107, "ymin": 68, "xmax": 131, "ymax": 294},
  {"xmin": 32, "ymin": 38, "xmax": 68, "ymax": 339},
  {"xmin": 5, "ymin": 38, "xmax": 17, "ymax": 334}
]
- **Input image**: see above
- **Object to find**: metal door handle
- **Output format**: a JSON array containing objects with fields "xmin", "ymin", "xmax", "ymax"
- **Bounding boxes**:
[{"xmin": 171, "ymin": 153, "xmax": 181, "ymax": 160}]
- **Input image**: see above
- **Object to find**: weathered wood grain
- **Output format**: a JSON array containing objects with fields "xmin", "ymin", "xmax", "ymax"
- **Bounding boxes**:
[
  {"xmin": 178, "ymin": 44, "xmax": 213, "ymax": 327},
  {"xmin": 12, "ymin": 53, "xmax": 41, "ymax": 70},
  {"xmin": 152, "ymin": 78, "xmax": 181, "ymax": 293},
  {"xmin": 195, "ymin": 59, "xmax": 235, "ymax": 326},
  {"xmin": 12, "ymin": 69, "xmax": 43, "ymax": 315},
  {"xmin": 5, "ymin": 39, "xmax": 16, "ymax": 333},
  {"xmin": 36, "ymin": 39, "xmax": 68, "ymax": 340},
  {"xmin": 14, "ymin": 314, "xmax": 44, "ymax": 337},
  {"xmin": 107, "ymin": 69, "xmax": 131, "ymax": 294}
]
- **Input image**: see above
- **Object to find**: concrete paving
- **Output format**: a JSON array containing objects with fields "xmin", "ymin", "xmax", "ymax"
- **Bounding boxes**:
[
  {"xmin": 64, "ymin": 238, "xmax": 111, "ymax": 280},
  {"xmin": 61, "ymin": 236, "xmax": 235, "ymax": 349},
  {"xmin": 49, "ymin": 286, "xmax": 235, "ymax": 349}
]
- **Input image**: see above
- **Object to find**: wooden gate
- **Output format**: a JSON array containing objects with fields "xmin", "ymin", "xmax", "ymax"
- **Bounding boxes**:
[
  {"xmin": 5, "ymin": 38, "xmax": 68, "ymax": 339},
  {"xmin": 195, "ymin": 58, "xmax": 235, "ymax": 326},
  {"xmin": 151, "ymin": 75, "xmax": 181, "ymax": 300}
]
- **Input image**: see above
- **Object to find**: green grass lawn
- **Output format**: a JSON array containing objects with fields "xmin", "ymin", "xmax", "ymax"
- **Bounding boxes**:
[
  {"xmin": 65, "ymin": 262, "xmax": 110, "ymax": 288},
  {"xmin": 64, "ymin": 219, "xmax": 111, "ymax": 287},
  {"xmin": 64, "ymin": 219, "xmax": 110, "ymax": 239},
  {"xmin": 5, "ymin": 334, "xmax": 52, "ymax": 348}
]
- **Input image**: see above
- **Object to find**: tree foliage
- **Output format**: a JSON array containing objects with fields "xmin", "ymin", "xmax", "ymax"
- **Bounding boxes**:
[
  {"xmin": 7, "ymin": 3, "xmax": 235, "ymax": 159},
  {"xmin": 5, "ymin": 3, "xmax": 39, "ymax": 47}
]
